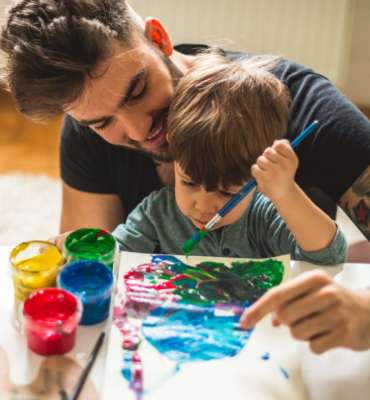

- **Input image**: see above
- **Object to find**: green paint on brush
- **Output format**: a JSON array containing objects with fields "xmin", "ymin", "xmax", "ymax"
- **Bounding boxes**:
[{"xmin": 182, "ymin": 228, "xmax": 210, "ymax": 257}]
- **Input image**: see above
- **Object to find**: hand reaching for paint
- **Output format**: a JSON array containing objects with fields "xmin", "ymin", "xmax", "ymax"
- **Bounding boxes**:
[
  {"xmin": 240, "ymin": 270, "xmax": 370, "ymax": 354},
  {"xmin": 47, "ymin": 231, "xmax": 72, "ymax": 252},
  {"xmin": 251, "ymin": 139, "xmax": 298, "ymax": 203}
]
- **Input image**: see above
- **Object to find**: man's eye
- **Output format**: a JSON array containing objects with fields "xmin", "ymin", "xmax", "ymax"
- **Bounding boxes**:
[
  {"xmin": 180, "ymin": 180, "xmax": 196, "ymax": 187},
  {"xmin": 131, "ymin": 84, "xmax": 147, "ymax": 101},
  {"xmin": 95, "ymin": 118, "xmax": 112, "ymax": 131}
]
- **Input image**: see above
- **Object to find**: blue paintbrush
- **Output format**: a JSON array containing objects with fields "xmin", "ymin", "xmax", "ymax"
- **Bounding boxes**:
[{"xmin": 182, "ymin": 120, "xmax": 319, "ymax": 256}]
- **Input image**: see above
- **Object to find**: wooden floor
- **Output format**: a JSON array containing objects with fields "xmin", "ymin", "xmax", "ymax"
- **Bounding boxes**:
[
  {"xmin": 0, "ymin": 88, "xmax": 62, "ymax": 179},
  {"xmin": 0, "ymin": 88, "xmax": 369, "ymax": 179}
]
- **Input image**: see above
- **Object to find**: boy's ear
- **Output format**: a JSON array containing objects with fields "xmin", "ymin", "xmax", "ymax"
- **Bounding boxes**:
[{"xmin": 144, "ymin": 17, "xmax": 173, "ymax": 57}]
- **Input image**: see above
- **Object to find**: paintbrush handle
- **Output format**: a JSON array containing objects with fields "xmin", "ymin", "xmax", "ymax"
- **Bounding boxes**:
[
  {"xmin": 216, "ymin": 120, "xmax": 319, "ymax": 220},
  {"xmin": 68, "ymin": 332, "xmax": 105, "ymax": 400}
]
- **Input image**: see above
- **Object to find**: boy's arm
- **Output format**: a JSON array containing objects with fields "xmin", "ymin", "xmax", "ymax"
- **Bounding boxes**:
[
  {"xmin": 253, "ymin": 140, "xmax": 337, "ymax": 253},
  {"xmin": 273, "ymin": 184, "xmax": 337, "ymax": 252}
]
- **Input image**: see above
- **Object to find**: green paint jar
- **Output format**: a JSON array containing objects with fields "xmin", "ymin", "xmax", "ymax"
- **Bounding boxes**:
[{"xmin": 63, "ymin": 228, "xmax": 117, "ymax": 269}]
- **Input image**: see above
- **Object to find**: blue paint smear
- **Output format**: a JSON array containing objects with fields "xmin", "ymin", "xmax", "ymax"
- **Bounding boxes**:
[
  {"xmin": 142, "ymin": 301, "xmax": 253, "ymax": 363},
  {"xmin": 143, "ymin": 364, "xmax": 180, "ymax": 395},
  {"xmin": 261, "ymin": 352, "xmax": 270, "ymax": 360},
  {"xmin": 58, "ymin": 260, "xmax": 113, "ymax": 325},
  {"xmin": 279, "ymin": 364, "xmax": 290, "ymax": 379},
  {"xmin": 122, "ymin": 353, "xmax": 133, "ymax": 381}
]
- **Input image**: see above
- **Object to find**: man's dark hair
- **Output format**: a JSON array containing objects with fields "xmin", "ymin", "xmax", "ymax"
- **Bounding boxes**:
[{"xmin": 0, "ymin": 0, "xmax": 143, "ymax": 122}]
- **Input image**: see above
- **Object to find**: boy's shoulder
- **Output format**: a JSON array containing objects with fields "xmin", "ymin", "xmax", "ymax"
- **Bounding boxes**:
[
  {"xmin": 139, "ymin": 187, "xmax": 177, "ymax": 212},
  {"xmin": 146, "ymin": 186, "xmax": 175, "ymax": 201}
]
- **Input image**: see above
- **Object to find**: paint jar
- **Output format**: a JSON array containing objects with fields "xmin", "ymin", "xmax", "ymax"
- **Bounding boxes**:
[
  {"xmin": 10, "ymin": 241, "xmax": 63, "ymax": 301},
  {"xmin": 63, "ymin": 228, "xmax": 117, "ymax": 269},
  {"xmin": 23, "ymin": 288, "xmax": 82, "ymax": 356},
  {"xmin": 58, "ymin": 260, "xmax": 114, "ymax": 325}
]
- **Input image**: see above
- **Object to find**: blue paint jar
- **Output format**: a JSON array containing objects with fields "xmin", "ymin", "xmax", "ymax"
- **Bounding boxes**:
[{"xmin": 58, "ymin": 260, "xmax": 114, "ymax": 325}]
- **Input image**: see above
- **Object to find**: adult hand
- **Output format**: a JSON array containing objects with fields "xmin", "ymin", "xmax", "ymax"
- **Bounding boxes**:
[{"xmin": 240, "ymin": 270, "xmax": 370, "ymax": 354}]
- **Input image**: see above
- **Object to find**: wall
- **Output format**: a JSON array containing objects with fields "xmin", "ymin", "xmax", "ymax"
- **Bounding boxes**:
[
  {"xmin": 341, "ymin": 0, "xmax": 370, "ymax": 106},
  {"xmin": 0, "ymin": 0, "xmax": 369, "ymax": 105}
]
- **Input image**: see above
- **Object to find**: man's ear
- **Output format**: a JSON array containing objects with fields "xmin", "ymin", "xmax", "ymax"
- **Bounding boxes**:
[{"xmin": 145, "ymin": 17, "xmax": 173, "ymax": 57}]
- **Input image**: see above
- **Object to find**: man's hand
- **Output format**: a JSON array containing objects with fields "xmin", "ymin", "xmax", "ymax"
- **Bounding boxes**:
[
  {"xmin": 251, "ymin": 139, "xmax": 298, "ymax": 202},
  {"xmin": 240, "ymin": 270, "xmax": 370, "ymax": 354}
]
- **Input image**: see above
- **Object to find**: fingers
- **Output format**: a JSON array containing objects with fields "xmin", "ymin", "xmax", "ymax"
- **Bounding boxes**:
[
  {"xmin": 308, "ymin": 326, "xmax": 348, "ymax": 354},
  {"xmin": 46, "ymin": 232, "xmax": 71, "ymax": 252},
  {"xmin": 240, "ymin": 270, "xmax": 331, "ymax": 329},
  {"xmin": 275, "ymin": 283, "xmax": 342, "ymax": 326},
  {"xmin": 289, "ymin": 307, "xmax": 345, "ymax": 342},
  {"xmin": 253, "ymin": 141, "xmax": 297, "ymax": 173}
]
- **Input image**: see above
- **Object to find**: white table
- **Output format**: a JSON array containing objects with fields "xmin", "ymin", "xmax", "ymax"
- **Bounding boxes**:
[
  {"xmin": 1, "ymin": 246, "xmax": 370, "ymax": 399},
  {"xmin": 0, "ymin": 246, "xmax": 120, "ymax": 399}
]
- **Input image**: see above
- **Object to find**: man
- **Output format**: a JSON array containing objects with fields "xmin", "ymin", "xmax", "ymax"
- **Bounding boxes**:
[{"xmin": 1, "ymin": 0, "xmax": 370, "ymax": 353}]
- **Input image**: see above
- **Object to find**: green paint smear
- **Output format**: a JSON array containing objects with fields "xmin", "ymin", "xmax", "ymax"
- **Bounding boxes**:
[
  {"xmin": 164, "ymin": 258, "xmax": 284, "ymax": 305},
  {"xmin": 182, "ymin": 229, "xmax": 210, "ymax": 256}
]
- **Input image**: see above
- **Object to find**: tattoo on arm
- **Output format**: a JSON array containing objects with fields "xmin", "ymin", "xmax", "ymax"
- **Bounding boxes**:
[{"xmin": 342, "ymin": 167, "xmax": 370, "ymax": 241}]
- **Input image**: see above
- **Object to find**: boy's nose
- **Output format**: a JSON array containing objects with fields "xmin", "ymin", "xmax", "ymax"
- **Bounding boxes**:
[{"xmin": 195, "ymin": 195, "xmax": 218, "ymax": 215}]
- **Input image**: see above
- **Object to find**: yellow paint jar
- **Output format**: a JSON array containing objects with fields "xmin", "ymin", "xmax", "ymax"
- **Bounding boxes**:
[{"xmin": 10, "ymin": 241, "xmax": 63, "ymax": 301}]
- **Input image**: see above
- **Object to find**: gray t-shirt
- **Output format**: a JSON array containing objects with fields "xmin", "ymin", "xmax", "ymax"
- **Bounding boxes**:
[{"xmin": 113, "ymin": 187, "xmax": 347, "ymax": 265}]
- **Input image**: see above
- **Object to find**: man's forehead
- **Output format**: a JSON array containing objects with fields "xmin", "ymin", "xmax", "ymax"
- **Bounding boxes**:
[{"xmin": 67, "ymin": 45, "xmax": 149, "ymax": 120}]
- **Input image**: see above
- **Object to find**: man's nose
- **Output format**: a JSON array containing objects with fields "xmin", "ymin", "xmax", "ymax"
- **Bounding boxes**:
[{"xmin": 118, "ymin": 109, "xmax": 152, "ymax": 142}]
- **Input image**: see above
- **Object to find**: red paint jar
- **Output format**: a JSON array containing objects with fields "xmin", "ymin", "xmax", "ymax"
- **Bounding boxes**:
[{"xmin": 23, "ymin": 288, "xmax": 82, "ymax": 356}]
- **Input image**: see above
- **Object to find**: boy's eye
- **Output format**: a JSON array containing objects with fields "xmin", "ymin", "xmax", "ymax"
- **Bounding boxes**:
[
  {"xmin": 220, "ymin": 190, "xmax": 235, "ymax": 198},
  {"xmin": 180, "ymin": 180, "xmax": 196, "ymax": 187}
]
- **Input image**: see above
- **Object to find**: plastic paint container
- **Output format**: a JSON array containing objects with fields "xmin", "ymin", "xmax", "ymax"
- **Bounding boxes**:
[
  {"xmin": 23, "ymin": 288, "xmax": 82, "ymax": 356},
  {"xmin": 58, "ymin": 260, "xmax": 114, "ymax": 325},
  {"xmin": 63, "ymin": 228, "xmax": 117, "ymax": 269},
  {"xmin": 10, "ymin": 241, "xmax": 63, "ymax": 301}
]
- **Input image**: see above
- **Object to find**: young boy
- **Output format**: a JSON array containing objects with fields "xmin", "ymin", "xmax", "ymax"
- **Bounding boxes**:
[
  {"xmin": 111, "ymin": 52, "xmax": 346, "ymax": 265},
  {"xmin": 51, "ymin": 51, "xmax": 346, "ymax": 265}
]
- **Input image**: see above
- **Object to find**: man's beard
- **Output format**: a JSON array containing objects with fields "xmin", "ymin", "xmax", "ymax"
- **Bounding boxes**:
[
  {"xmin": 127, "ymin": 134, "xmax": 173, "ymax": 162},
  {"xmin": 126, "ymin": 50, "xmax": 184, "ymax": 163}
]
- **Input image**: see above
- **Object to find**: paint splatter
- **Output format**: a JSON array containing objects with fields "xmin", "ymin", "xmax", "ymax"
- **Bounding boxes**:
[
  {"xmin": 279, "ymin": 364, "xmax": 290, "ymax": 379},
  {"xmin": 114, "ymin": 255, "xmax": 285, "ymax": 395},
  {"xmin": 261, "ymin": 351, "xmax": 290, "ymax": 379}
]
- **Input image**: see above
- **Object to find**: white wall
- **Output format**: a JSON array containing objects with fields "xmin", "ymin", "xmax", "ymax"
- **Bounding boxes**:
[
  {"xmin": 341, "ymin": 0, "xmax": 370, "ymax": 107},
  {"xmin": 129, "ymin": 0, "xmax": 354, "ymax": 89},
  {"xmin": 0, "ymin": 0, "xmax": 369, "ymax": 106}
]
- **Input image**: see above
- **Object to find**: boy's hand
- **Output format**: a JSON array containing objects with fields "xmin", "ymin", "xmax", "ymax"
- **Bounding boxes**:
[
  {"xmin": 251, "ymin": 139, "xmax": 298, "ymax": 202},
  {"xmin": 48, "ymin": 231, "xmax": 72, "ymax": 253}
]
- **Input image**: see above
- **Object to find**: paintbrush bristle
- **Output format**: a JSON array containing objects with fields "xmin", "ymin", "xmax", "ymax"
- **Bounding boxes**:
[{"xmin": 182, "ymin": 228, "xmax": 210, "ymax": 257}]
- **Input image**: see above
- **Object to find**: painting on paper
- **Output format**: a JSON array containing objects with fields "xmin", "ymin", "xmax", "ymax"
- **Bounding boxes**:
[{"xmin": 101, "ymin": 252, "xmax": 305, "ymax": 400}]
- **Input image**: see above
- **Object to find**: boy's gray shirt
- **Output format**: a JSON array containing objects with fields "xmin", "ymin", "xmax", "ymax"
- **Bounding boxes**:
[{"xmin": 113, "ymin": 187, "xmax": 347, "ymax": 265}]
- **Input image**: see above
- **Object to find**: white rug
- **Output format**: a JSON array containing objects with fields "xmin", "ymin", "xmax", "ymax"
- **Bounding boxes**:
[{"xmin": 0, "ymin": 172, "xmax": 62, "ymax": 246}]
